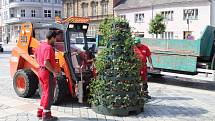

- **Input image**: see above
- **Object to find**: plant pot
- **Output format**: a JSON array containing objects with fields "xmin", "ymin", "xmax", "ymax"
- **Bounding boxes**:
[{"xmin": 92, "ymin": 104, "xmax": 144, "ymax": 116}]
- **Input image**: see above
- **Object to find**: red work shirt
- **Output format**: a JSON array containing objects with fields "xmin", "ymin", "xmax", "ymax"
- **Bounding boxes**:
[
  {"xmin": 36, "ymin": 42, "xmax": 56, "ymax": 68},
  {"xmin": 134, "ymin": 44, "xmax": 151, "ymax": 63}
]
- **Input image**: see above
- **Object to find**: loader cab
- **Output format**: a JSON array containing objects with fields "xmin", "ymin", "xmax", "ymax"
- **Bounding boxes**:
[
  {"xmin": 33, "ymin": 23, "xmax": 90, "ymax": 53},
  {"xmin": 66, "ymin": 23, "xmax": 89, "ymax": 52},
  {"xmin": 32, "ymin": 22, "xmax": 92, "ymax": 70}
]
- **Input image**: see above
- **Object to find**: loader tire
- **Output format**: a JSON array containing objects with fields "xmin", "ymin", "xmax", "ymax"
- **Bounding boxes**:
[
  {"xmin": 38, "ymin": 75, "xmax": 68, "ymax": 105},
  {"xmin": 13, "ymin": 69, "xmax": 38, "ymax": 98}
]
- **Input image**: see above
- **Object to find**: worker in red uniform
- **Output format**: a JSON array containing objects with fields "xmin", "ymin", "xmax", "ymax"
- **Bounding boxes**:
[
  {"xmin": 35, "ymin": 31, "xmax": 60, "ymax": 120},
  {"xmin": 133, "ymin": 37, "xmax": 154, "ymax": 99}
]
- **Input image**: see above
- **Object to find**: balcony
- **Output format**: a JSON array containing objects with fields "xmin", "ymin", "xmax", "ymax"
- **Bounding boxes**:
[
  {"xmin": 8, "ymin": 0, "xmax": 62, "ymax": 8},
  {"xmin": 4, "ymin": 17, "xmax": 54, "ymax": 24},
  {"xmin": 88, "ymin": 14, "xmax": 113, "ymax": 21},
  {"xmin": 9, "ymin": 1, "xmax": 42, "ymax": 8}
]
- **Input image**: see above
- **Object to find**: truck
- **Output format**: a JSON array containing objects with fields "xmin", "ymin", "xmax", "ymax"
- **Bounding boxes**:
[
  {"xmin": 10, "ymin": 17, "xmax": 95, "ymax": 104},
  {"xmin": 96, "ymin": 26, "xmax": 215, "ymax": 81},
  {"xmin": 142, "ymin": 26, "xmax": 215, "ymax": 81}
]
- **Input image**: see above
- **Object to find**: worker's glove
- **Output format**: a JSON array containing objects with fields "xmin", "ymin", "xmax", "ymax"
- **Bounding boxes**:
[
  {"xmin": 150, "ymin": 65, "xmax": 154, "ymax": 72},
  {"xmin": 71, "ymin": 52, "xmax": 78, "ymax": 56}
]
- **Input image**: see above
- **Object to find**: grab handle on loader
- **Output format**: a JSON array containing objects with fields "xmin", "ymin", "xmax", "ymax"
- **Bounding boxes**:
[{"xmin": 78, "ymin": 65, "xmax": 84, "ymax": 103}]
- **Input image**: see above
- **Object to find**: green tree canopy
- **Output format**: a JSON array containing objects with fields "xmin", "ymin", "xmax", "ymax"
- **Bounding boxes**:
[{"xmin": 149, "ymin": 14, "xmax": 166, "ymax": 38}]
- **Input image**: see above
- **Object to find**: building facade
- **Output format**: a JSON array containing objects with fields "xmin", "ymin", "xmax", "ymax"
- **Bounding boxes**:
[
  {"xmin": 115, "ymin": 0, "xmax": 215, "ymax": 40},
  {"xmin": 0, "ymin": 0, "xmax": 2, "ymax": 42},
  {"xmin": 0, "ymin": 0, "xmax": 63, "ymax": 43},
  {"xmin": 62, "ymin": 0, "xmax": 120, "ymax": 37}
]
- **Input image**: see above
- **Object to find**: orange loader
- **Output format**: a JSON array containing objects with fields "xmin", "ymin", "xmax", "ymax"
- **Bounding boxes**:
[{"xmin": 10, "ymin": 17, "xmax": 96, "ymax": 104}]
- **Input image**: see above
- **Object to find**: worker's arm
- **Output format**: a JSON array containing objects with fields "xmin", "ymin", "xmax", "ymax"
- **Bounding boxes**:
[
  {"xmin": 45, "ymin": 60, "xmax": 61, "ymax": 77},
  {"xmin": 44, "ymin": 60, "xmax": 55, "ymax": 74},
  {"xmin": 148, "ymin": 56, "xmax": 154, "ymax": 71},
  {"xmin": 43, "ymin": 48, "xmax": 61, "ymax": 76}
]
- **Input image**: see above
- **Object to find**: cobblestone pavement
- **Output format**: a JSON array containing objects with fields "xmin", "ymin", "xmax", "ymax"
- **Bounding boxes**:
[{"xmin": 1, "ymin": 52, "xmax": 215, "ymax": 121}]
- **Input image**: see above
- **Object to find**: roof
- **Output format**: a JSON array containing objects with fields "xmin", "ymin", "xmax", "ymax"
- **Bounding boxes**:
[
  {"xmin": 55, "ymin": 16, "xmax": 90, "ymax": 24},
  {"xmin": 114, "ymin": 0, "xmax": 210, "ymax": 10}
]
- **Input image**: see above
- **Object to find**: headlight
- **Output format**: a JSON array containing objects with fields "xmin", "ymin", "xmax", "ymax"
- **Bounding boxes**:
[
  {"xmin": 82, "ymin": 25, "xmax": 88, "ymax": 29},
  {"xmin": 69, "ymin": 24, "xmax": 74, "ymax": 29}
]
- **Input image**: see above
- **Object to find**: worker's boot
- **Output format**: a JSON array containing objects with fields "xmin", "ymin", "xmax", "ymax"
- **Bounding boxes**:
[
  {"xmin": 42, "ymin": 112, "xmax": 58, "ymax": 121},
  {"xmin": 37, "ymin": 108, "xmax": 43, "ymax": 119},
  {"xmin": 142, "ymin": 83, "xmax": 151, "ymax": 99}
]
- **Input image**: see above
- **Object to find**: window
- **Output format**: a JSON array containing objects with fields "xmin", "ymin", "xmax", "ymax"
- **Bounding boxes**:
[
  {"xmin": 67, "ymin": 3, "xmax": 75, "ymax": 16},
  {"xmin": 183, "ymin": 31, "xmax": 193, "ymax": 39},
  {"xmin": 4, "ymin": 11, "xmax": 8, "ymax": 20},
  {"xmin": 135, "ymin": 13, "xmax": 144, "ymax": 23},
  {"xmin": 161, "ymin": 32, "xmax": 174, "ymax": 39},
  {"xmin": 31, "ymin": 10, "xmax": 36, "ymax": 17},
  {"xmin": 55, "ymin": 10, "xmax": 61, "ymax": 17},
  {"xmin": 101, "ymin": 0, "xmax": 108, "ymax": 15},
  {"xmin": 55, "ymin": 0, "xmax": 61, "ymax": 4},
  {"xmin": 44, "ymin": 0, "xmax": 51, "ymax": 2},
  {"xmin": 91, "ymin": 2, "xmax": 98, "ymax": 16},
  {"xmin": 44, "ymin": 10, "xmax": 51, "ymax": 18},
  {"xmin": 10, "ymin": 10, "xmax": 14, "ymax": 18},
  {"xmin": 82, "ymin": 3, "xmax": 88, "ymax": 17},
  {"xmin": 161, "ymin": 11, "xmax": 173, "ymax": 21},
  {"xmin": 21, "ymin": 9, "xmax": 25, "ymax": 17},
  {"xmin": 183, "ymin": 9, "xmax": 198, "ymax": 20}
]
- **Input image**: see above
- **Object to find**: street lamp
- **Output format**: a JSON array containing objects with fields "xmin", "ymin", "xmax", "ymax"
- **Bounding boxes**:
[{"xmin": 187, "ymin": 18, "xmax": 190, "ymax": 32}]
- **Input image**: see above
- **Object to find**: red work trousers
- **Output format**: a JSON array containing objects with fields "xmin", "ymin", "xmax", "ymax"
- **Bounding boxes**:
[
  {"xmin": 38, "ymin": 69, "xmax": 56, "ymax": 110},
  {"xmin": 140, "ymin": 65, "xmax": 147, "ymax": 83}
]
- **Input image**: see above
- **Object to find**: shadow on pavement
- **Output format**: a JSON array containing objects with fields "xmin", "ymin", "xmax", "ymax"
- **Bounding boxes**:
[
  {"xmin": 149, "ymin": 76, "xmax": 215, "ymax": 91},
  {"xmin": 140, "ymin": 104, "xmax": 208, "ymax": 117},
  {"xmin": 58, "ymin": 117, "xmax": 113, "ymax": 121},
  {"xmin": 153, "ymin": 96, "xmax": 193, "ymax": 100}
]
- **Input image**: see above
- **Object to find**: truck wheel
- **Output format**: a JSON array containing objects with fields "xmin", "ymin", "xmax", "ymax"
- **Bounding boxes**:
[
  {"xmin": 38, "ymin": 75, "xmax": 68, "ymax": 105},
  {"xmin": 13, "ymin": 69, "xmax": 38, "ymax": 98},
  {"xmin": 150, "ymin": 73, "xmax": 163, "ymax": 78}
]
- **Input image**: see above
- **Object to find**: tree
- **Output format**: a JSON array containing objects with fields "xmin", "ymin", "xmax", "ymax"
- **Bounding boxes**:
[
  {"xmin": 89, "ymin": 18, "xmax": 144, "ymax": 116},
  {"xmin": 149, "ymin": 14, "xmax": 166, "ymax": 38}
]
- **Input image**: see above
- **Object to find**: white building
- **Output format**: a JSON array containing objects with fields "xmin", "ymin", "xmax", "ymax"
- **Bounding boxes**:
[
  {"xmin": 0, "ymin": 0, "xmax": 3, "ymax": 42},
  {"xmin": 1, "ymin": 0, "xmax": 63, "ymax": 43},
  {"xmin": 114, "ymin": 0, "xmax": 215, "ymax": 40}
]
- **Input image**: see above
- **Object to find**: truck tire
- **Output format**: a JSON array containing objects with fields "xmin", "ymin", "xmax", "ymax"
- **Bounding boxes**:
[
  {"xmin": 149, "ymin": 73, "xmax": 163, "ymax": 78},
  {"xmin": 13, "ymin": 69, "xmax": 38, "ymax": 98},
  {"xmin": 38, "ymin": 75, "xmax": 68, "ymax": 105}
]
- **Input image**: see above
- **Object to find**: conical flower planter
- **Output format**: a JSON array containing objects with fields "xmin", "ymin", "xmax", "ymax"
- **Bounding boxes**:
[{"xmin": 89, "ymin": 18, "xmax": 145, "ymax": 116}]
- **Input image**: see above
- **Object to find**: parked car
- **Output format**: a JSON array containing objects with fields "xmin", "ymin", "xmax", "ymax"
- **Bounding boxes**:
[{"xmin": 0, "ymin": 42, "xmax": 4, "ymax": 52}]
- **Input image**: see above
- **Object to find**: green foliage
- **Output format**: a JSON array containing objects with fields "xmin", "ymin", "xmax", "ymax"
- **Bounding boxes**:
[
  {"xmin": 89, "ymin": 18, "xmax": 144, "ymax": 110},
  {"xmin": 98, "ymin": 18, "xmax": 113, "ymax": 46},
  {"xmin": 149, "ymin": 14, "xmax": 166, "ymax": 38}
]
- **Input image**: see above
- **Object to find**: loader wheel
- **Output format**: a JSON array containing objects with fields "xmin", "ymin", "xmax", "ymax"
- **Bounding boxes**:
[
  {"xmin": 38, "ymin": 75, "xmax": 68, "ymax": 105},
  {"xmin": 13, "ymin": 69, "xmax": 38, "ymax": 98}
]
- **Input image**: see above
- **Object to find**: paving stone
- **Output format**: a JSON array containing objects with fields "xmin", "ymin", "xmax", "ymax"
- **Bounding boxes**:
[{"xmin": 1, "ymin": 53, "xmax": 215, "ymax": 121}]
